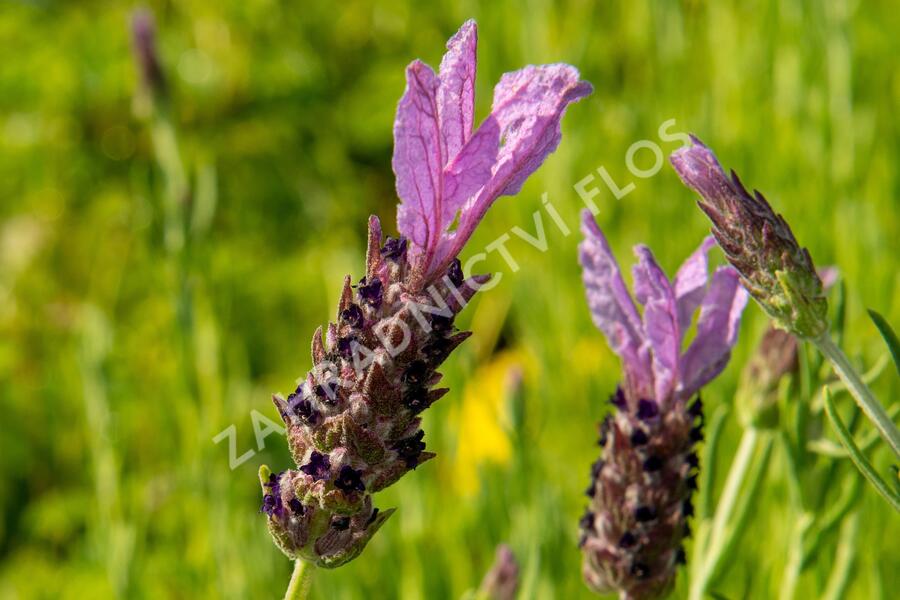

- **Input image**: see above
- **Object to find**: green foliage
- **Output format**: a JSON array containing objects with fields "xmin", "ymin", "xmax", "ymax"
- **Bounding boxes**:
[
  {"xmin": 868, "ymin": 310, "xmax": 900, "ymax": 378},
  {"xmin": 1, "ymin": 0, "xmax": 898, "ymax": 598},
  {"xmin": 822, "ymin": 389, "xmax": 900, "ymax": 512}
]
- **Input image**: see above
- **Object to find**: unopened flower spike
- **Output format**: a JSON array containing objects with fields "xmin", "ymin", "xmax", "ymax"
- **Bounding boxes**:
[
  {"xmin": 671, "ymin": 135, "xmax": 900, "ymax": 477},
  {"xmin": 260, "ymin": 19, "xmax": 591, "ymax": 578},
  {"xmin": 669, "ymin": 136, "xmax": 827, "ymax": 339},
  {"xmin": 578, "ymin": 211, "xmax": 748, "ymax": 599}
]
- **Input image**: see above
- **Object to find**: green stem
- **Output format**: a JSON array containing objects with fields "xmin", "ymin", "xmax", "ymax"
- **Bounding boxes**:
[
  {"xmin": 150, "ymin": 114, "xmax": 188, "ymax": 255},
  {"xmin": 688, "ymin": 428, "xmax": 759, "ymax": 600},
  {"xmin": 284, "ymin": 560, "xmax": 314, "ymax": 600},
  {"xmin": 814, "ymin": 333, "xmax": 900, "ymax": 458},
  {"xmin": 688, "ymin": 404, "xmax": 729, "ymax": 580},
  {"xmin": 780, "ymin": 432, "xmax": 804, "ymax": 511},
  {"xmin": 705, "ymin": 432, "xmax": 774, "ymax": 589},
  {"xmin": 698, "ymin": 404, "xmax": 729, "ymax": 521},
  {"xmin": 778, "ymin": 514, "xmax": 813, "ymax": 600},
  {"xmin": 821, "ymin": 513, "xmax": 859, "ymax": 600},
  {"xmin": 800, "ymin": 474, "xmax": 861, "ymax": 568}
]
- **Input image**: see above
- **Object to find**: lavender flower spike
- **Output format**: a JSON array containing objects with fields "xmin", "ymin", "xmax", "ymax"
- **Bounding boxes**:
[
  {"xmin": 670, "ymin": 136, "xmax": 827, "ymax": 339},
  {"xmin": 261, "ymin": 20, "xmax": 591, "ymax": 571},
  {"xmin": 578, "ymin": 211, "xmax": 748, "ymax": 599}
]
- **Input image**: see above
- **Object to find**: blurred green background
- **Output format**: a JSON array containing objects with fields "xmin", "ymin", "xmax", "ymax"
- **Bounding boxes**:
[{"xmin": 1, "ymin": 0, "xmax": 898, "ymax": 598}]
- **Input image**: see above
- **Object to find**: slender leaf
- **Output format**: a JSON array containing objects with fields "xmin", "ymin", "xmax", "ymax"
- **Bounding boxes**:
[
  {"xmin": 868, "ymin": 309, "xmax": 900, "ymax": 378},
  {"xmin": 823, "ymin": 387, "xmax": 900, "ymax": 512}
]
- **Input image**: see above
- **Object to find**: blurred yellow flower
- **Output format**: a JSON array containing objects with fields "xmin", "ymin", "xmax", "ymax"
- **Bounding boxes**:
[{"xmin": 448, "ymin": 350, "xmax": 531, "ymax": 496}]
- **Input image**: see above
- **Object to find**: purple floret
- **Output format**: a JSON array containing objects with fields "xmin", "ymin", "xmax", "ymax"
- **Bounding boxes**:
[{"xmin": 299, "ymin": 451, "xmax": 332, "ymax": 481}]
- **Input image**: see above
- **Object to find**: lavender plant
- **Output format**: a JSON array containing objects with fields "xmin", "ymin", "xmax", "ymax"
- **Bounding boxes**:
[
  {"xmin": 670, "ymin": 137, "xmax": 900, "ymax": 509},
  {"xmin": 577, "ymin": 211, "xmax": 749, "ymax": 599},
  {"xmin": 260, "ymin": 20, "xmax": 591, "ymax": 595}
]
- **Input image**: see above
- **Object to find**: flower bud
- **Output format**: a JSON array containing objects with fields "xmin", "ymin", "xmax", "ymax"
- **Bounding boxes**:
[
  {"xmin": 670, "ymin": 137, "xmax": 828, "ymax": 339},
  {"xmin": 130, "ymin": 9, "xmax": 167, "ymax": 108},
  {"xmin": 478, "ymin": 544, "xmax": 519, "ymax": 600},
  {"xmin": 737, "ymin": 327, "xmax": 798, "ymax": 429}
]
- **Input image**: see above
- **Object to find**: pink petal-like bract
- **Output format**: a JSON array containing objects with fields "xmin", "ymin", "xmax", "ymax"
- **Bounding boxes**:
[
  {"xmin": 393, "ymin": 60, "xmax": 443, "ymax": 266},
  {"xmin": 578, "ymin": 210, "xmax": 650, "ymax": 393},
  {"xmin": 680, "ymin": 267, "xmax": 749, "ymax": 396},
  {"xmin": 672, "ymin": 236, "xmax": 716, "ymax": 337},
  {"xmin": 394, "ymin": 21, "xmax": 592, "ymax": 288},
  {"xmin": 632, "ymin": 245, "xmax": 680, "ymax": 403}
]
